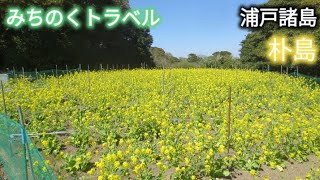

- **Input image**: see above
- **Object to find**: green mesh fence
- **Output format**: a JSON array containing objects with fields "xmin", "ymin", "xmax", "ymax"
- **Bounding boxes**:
[
  {"xmin": 289, "ymin": 72, "xmax": 320, "ymax": 84},
  {"xmin": 0, "ymin": 114, "xmax": 56, "ymax": 180},
  {"xmin": 6, "ymin": 69, "xmax": 80, "ymax": 79}
]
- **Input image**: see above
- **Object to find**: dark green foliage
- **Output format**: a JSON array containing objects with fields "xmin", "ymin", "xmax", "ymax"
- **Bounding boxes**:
[
  {"xmin": 150, "ymin": 47, "xmax": 179, "ymax": 68},
  {"xmin": 187, "ymin": 53, "xmax": 201, "ymax": 63}
]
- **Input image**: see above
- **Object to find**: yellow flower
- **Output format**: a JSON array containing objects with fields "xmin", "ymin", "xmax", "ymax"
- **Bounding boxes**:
[
  {"xmin": 250, "ymin": 170, "xmax": 256, "ymax": 176},
  {"xmin": 175, "ymin": 167, "xmax": 181, "ymax": 174},
  {"xmin": 184, "ymin": 158, "xmax": 190, "ymax": 166},
  {"xmin": 205, "ymin": 165, "xmax": 211, "ymax": 173},
  {"xmin": 114, "ymin": 161, "xmax": 120, "ymax": 168},
  {"xmin": 218, "ymin": 145, "xmax": 225, "ymax": 153},
  {"xmin": 87, "ymin": 168, "xmax": 95, "ymax": 175},
  {"xmin": 102, "ymin": 142, "xmax": 108, "ymax": 148},
  {"xmin": 122, "ymin": 161, "xmax": 129, "ymax": 169},
  {"xmin": 131, "ymin": 156, "xmax": 138, "ymax": 164},
  {"xmin": 134, "ymin": 149, "xmax": 141, "ymax": 155},
  {"xmin": 41, "ymin": 140, "xmax": 49, "ymax": 147}
]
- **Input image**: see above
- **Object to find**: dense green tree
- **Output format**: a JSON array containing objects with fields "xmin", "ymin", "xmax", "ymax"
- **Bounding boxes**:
[
  {"xmin": 212, "ymin": 51, "xmax": 233, "ymax": 63},
  {"xmin": 150, "ymin": 47, "xmax": 179, "ymax": 67},
  {"xmin": 187, "ymin": 53, "xmax": 200, "ymax": 63}
]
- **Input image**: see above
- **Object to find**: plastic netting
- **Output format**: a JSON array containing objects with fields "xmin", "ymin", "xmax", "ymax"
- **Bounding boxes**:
[
  {"xmin": 0, "ymin": 114, "xmax": 56, "ymax": 180},
  {"xmin": 289, "ymin": 72, "xmax": 320, "ymax": 83},
  {"xmin": 6, "ymin": 69, "xmax": 80, "ymax": 79}
]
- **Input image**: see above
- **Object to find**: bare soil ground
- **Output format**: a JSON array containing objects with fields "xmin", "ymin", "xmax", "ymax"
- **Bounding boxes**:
[
  {"xmin": 0, "ymin": 163, "xmax": 7, "ymax": 180},
  {"xmin": 232, "ymin": 155, "xmax": 320, "ymax": 180}
]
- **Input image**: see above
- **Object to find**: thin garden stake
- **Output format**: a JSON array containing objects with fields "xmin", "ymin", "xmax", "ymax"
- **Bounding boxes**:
[
  {"xmin": 1, "ymin": 81, "xmax": 7, "ymax": 115},
  {"xmin": 87, "ymin": 69, "xmax": 91, "ymax": 93},
  {"xmin": 18, "ymin": 106, "xmax": 29, "ymax": 180},
  {"xmin": 18, "ymin": 107, "xmax": 36, "ymax": 179},
  {"xmin": 22, "ymin": 67, "xmax": 25, "ymax": 77},
  {"xmin": 55, "ymin": 65, "xmax": 58, "ymax": 77},
  {"xmin": 35, "ymin": 68, "xmax": 38, "ymax": 80},
  {"xmin": 162, "ymin": 68, "xmax": 165, "ymax": 94},
  {"xmin": 227, "ymin": 86, "xmax": 232, "ymax": 154},
  {"xmin": 13, "ymin": 66, "xmax": 16, "ymax": 79}
]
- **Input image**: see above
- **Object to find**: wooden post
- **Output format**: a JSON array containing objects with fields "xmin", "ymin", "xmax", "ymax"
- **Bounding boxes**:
[
  {"xmin": 66, "ymin": 65, "xmax": 69, "ymax": 74},
  {"xmin": 87, "ymin": 64, "xmax": 90, "ymax": 71},
  {"xmin": 267, "ymin": 64, "xmax": 270, "ymax": 72},
  {"xmin": 227, "ymin": 86, "xmax": 232, "ymax": 154},
  {"xmin": 1, "ymin": 81, "xmax": 7, "ymax": 116},
  {"xmin": 35, "ymin": 68, "xmax": 38, "ymax": 80},
  {"xmin": 22, "ymin": 67, "xmax": 25, "ymax": 77},
  {"xmin": 55, "ymin": 65, "xmax": 58, "ymax": 77},
  {"xmin": 100, "ymin": 64, "xmax": 103, "ymax": 71},
  {"xmin": 13, "ymin": 66, "xmax": 16, "ymax": 79},
  {"xmin": 286, "ymin": 67, "xmax": 289, "ymax": 75},
  {"xmin": 128, "ymin": 64, "xmax": 130, "ymax": 70},
  {"xmin": 79, "ymin": 64, "xmax": 82, "ymax": 72}
]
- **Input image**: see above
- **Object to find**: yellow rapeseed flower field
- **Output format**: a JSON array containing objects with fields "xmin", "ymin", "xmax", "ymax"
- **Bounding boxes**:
[{"xmin": 1, "ymin": 69, "xmax": 320, "ymax": 179}]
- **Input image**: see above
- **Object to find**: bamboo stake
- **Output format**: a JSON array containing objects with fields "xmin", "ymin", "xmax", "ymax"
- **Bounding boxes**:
[
  {"xmin": 55, "ymin": 65, "xmax": 58, "ymax": 77},
  {"xmin": 227, "ymin": 86, "xmax": 232, "ymax": 154},
  {"xmin": 35, "ymin": 68, "xmax": 38, "ymax": 80},
  {"xmin": 18, "ymin": 106, "xmax": 29, "ymax": 180},
  {"xmin": 87, "ymin": 67, "xmax": 91, "ymax": 93},
  {"xmin": 1, "ymin": 81, "xmax": 7, "ymax": 115}
]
